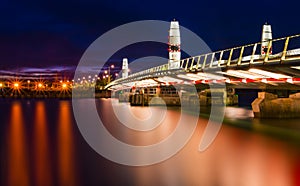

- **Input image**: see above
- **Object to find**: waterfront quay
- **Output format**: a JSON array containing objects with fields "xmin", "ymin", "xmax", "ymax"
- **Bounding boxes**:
[
  {"xmin": 0, "ymin": 79, "xmax": 111, "ymax": 98},
  {"xmin": 0, "ymin": 87, "xmax": 111, "ymax": 99}
]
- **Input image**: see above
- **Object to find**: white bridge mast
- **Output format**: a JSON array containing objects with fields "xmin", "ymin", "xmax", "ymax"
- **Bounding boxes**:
[{"xmin": 168, "ymin": 19, "xmax": 181, "ymax": 69}]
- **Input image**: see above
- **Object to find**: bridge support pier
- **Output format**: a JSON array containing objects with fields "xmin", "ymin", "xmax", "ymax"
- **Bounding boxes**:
[
  {"xmin": 225, "ymin": 88, "xmax": 239, "ymax": 106},
  {"xmin": 252, "ymin": 92, "xmax": 300, "ymax": 118},
  {"xmin": 198, "ymin": 88, "xmax": 238, "ymax": 106}
]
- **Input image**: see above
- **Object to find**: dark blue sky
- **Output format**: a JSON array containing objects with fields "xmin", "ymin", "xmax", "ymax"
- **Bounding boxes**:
[{"xmin": 1, "ymin": 0, "xmax": 300, "ymax": 75}]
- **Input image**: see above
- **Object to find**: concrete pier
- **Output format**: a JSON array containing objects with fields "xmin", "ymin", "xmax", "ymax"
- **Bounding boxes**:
[
  {"xmin": 126, "ymin": 87, "xmax": 238, "ymax": 107},
  {"xmin": 198, "ymin": 89, "xmax": 238, "ymax": 106},
  {"xmin": 252, "ymin": 92, "xmax": 300, "ymax": 118},
  {"xmin": 129, "ymin": 94, "xmax": 180, "ymax": 106}
]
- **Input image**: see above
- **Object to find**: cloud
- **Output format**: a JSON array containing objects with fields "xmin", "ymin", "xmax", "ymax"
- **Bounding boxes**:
[
  {"xmin": 19, "ymin": 66, "xmax": 75, "ymax": 73},
  {"xmin": 0, "ymin": 66, "xmax": 76, "ymax": 79}
]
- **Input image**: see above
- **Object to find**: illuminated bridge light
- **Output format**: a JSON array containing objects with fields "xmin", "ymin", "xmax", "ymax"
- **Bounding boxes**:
[
  {"xmin": 123, "ymin": 82, "xmax": 135, "ymax": 87},
  {"xmin": 197, "ymin": 72, "xmax": 224, "ymax": 80},
  {"xmin": 136, "ymin": 79, "xmax": 158, "ymax": 87},
  {"xmin": 225, "ymin": 79, "xmax": 231, "ymax": 83},
  {"xmin": 0, "ymin": 83, "xmax": 3, "ymax": 87},
  {"xmin": 224, "ymin": 70, "xmax": 266, "ymax": 79},
  {"xmin": 62, "ymin": 83, "xmax": 67, "ymax": 89},
  {"xmin": 287, "ymin": 78, "xmax": 294, "ymax": 84},
  {"xmin": 14, "ymin": 83, "xmax": 19, "ymax": 88},
  {"xmin": 248, "ymin": 69, "xmax": 292, "ymax": 79},
  {"xmin": 261, "ymin": 78, "xmax": 268, "ymax": 83},
  {"xmin": 188, "ymin": 73, "xmax": 205, "ymax": 80},
  {"xmin": 157, "ymin": 76, "xmax": 183, "ymax": 83},
  {"xmin": 177, "ymin": 74, "xmax": 200, "ymax": 81},
  {"xmin": 291, "ymin": 66, "xmax": 300, "ymax": 70}
]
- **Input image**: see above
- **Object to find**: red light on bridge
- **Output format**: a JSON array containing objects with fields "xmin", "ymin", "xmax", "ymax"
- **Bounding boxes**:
[
  {"xmin": 293, "ymin": 78, "xmax": 300, "ymax": 83},
  {"xmin": 243, "ymin": 79, "xmax": 256, "ymax": 83}
]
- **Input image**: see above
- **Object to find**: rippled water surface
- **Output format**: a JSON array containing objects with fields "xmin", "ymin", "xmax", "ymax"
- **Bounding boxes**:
[{"xmin": 1, "ymin": 98, "xmax": 300, "ymax": 186}]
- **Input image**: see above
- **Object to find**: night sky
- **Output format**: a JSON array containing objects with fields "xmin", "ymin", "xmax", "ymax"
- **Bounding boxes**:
[{"xmin": 1, "ymin": 0, "xmax": 300, "ymax": 78}]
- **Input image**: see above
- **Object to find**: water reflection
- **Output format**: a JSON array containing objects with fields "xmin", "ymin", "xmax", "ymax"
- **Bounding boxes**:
[
  {"xmin": 57, "ymin": 101, "xmax": 78, "ymax": 186},
  {"xmin": 7, "ymin": 101, "xmax": 30, "ymax": 186},
  {"xmin": 213, "ymin": 129, "xmax": 294, "ymax": 186},
  {"xmin": 2, "ymin": 99, "xmax": 300, "ymax": 185},
  {"xmin": 99, "ymin": 100, "xmax": 178, "ymax": 146},
  {"xmin": 225, "ymin": 106, "xmax": 254, "ymax": 119},
  {"xmin": 128, "ymin": 106, "xmax": 299, "ymax": 186},
  {"xmin": 34, "ymin": 101, "xmax": 52, "ymax": 186}
]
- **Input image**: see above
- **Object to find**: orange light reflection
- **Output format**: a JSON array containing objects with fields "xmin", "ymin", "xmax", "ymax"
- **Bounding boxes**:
[
  {"xmin": 7, "ymin": 102, "xmax": 30, "ymax": 186},
  {"xmin": 57, "ymin": 101, "xmax": 78, "ymax": 186},
  {"xmin": 34, "ymin": 101, "xmax": 52, "ymax": 186}
]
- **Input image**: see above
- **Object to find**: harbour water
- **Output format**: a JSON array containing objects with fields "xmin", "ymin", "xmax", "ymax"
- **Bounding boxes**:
[{"xmin": 1, "ymin": 98, "xmax": 300, "ymax": 185}]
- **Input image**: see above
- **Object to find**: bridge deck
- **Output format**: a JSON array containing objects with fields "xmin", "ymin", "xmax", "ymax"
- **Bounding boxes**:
[{"xmin": 107, "ymin": 34, "xmax": 300, "ymax": 90}]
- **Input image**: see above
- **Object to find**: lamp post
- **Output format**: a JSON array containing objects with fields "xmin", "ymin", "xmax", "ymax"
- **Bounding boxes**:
[
  {"xmin": 27, "ymin": 80, "xmax": 30, "ymax": 89},
  {"xmin": 104, "ymin": 64, "xmax": 114, "ymax": 84}
]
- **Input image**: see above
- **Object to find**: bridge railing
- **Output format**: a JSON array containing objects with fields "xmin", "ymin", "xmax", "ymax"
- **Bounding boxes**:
[
  {"xmin": 112, "ymin": 63, "xmax": 170, "ymax": 84},
  {"xmin": 181, "ymin": 34, "xmax": 300, "ymax": 71},
  {"xmin": 107, "ymin": 34, "xmax": 300, "ymax": 88}
]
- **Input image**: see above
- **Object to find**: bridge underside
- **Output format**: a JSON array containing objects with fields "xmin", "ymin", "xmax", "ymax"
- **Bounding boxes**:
[{"xmin": 107, "ymin": 59, "xmax": 300, "ymax": 118}]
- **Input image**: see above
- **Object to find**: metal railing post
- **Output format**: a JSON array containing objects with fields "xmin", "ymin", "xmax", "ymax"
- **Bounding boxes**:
[
  {"xmin": 227, "ymin": 49, "xmax": 234, "ymax": 66},
  {"xmin": 281, "ymin": 37, "xmax": 290, "ymax": 62},
  {"xmin": 190, "ymin": 57, "xmax": 195, "ymax": 71},
  {"xmin": 185, "ymin": 58, "xmax": 190, "ymax": 70},
  {"xmin": 238, "ymin": 46, "xmax": 244, "ymax": 65},
  {"xmin": 202, "ymin": 54, "xmax": 208, "ymax": 69},
  {"xmin": 196, "ymin": 56, "xmax": 201, "ymax": 69},
  {"xmin": 218, "ymin": 51, "xmax": 224, "ymax": 67},
  {"xmin": 209, "ymin": 53, "xmax": 215, "ymax": 68},
  {"xmin": 250, "ymin": 43, "xmax": 257, "ymax": 65},
  {"xmin": 264, "ymin": 40, "xmax": 272, "ymax": 63},
  {"xmin": 180, "ymin": 59, "xmax": 184, "ymax": 68}
]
